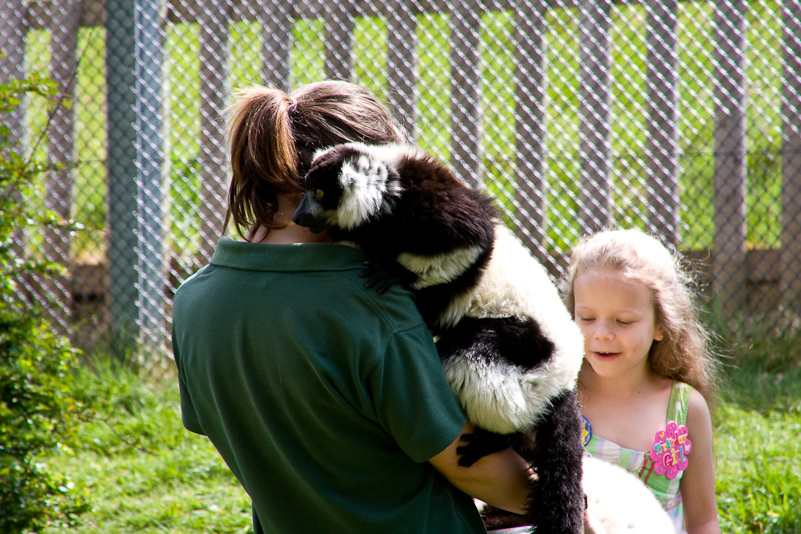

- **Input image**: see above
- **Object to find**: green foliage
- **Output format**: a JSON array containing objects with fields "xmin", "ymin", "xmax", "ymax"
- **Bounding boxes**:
[{"xmin": 0, "ymin": 77, "xmax": 90, "ymax": 532}]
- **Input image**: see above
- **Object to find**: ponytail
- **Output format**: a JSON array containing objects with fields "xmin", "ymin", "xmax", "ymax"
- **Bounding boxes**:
[
  {"xmin": 223, "ymin": 81, "xmax": 406, "ymax": 238},
  {"xmin": 224, "ymin": 87, "xmax": 302, "ymax": 237}
]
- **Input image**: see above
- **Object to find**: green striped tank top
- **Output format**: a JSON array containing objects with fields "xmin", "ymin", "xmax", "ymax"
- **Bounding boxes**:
[{"xmin": 582, "ymin": 381, "xmax": 692, "ymax": 534}]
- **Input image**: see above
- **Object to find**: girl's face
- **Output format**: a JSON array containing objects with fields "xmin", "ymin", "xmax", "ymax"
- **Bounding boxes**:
[{"xmin": 573, "ymin": 267, "xmax": 664, "ymax": 380}]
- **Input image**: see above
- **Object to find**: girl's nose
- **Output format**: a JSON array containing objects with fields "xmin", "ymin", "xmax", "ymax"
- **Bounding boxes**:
[{"xmin": 593, "ymin": 323, "xmax": 614, "ymax": 340}]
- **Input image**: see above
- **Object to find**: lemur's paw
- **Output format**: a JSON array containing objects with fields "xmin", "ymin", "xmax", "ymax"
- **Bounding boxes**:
[
  {"xmin": 361, "ymin": 258, "xmax": 417, "ymax": 294},
  {"xmin": 457, "ymin": 428, "xmax": 515, "ymax": 467}
]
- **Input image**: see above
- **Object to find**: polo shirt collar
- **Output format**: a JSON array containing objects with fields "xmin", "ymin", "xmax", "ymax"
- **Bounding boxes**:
[{"xmin": 210, "ymin": 237, "xmax": 367, "ymax": 272}]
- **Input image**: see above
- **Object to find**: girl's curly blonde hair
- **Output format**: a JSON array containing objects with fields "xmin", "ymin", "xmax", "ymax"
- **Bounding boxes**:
[{"xmin": 561, "ymin": 229, "xmax": 717, "ymax": 404}]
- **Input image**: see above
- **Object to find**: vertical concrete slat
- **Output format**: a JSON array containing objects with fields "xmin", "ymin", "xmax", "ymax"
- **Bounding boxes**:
[
  {"xmin": 386, "ymin": 0, "xmax": 418, "ymax": 140},
  {"xmin": 259, "ymin": 0, "xmax": 292, "ymax": 90},
  {"xmin": 324, "ymin": 0, "xmax": 355, "ymax": 81},
  {"xmin": 781, "ymin": 0, "xmax": 801, "ymax": 311},
  {"xmin": 578, "ymin": 0, "xmax": 613, "ymax": 233},
  {"xmin": 198, "ymin": 0, "xmax": 232, "ymax": 259},
  {"xmin": 513, "ymin": 0, "xmax": 548, "ymax": 260},
  {"xmin": 0, "ymin": 0, "xmax": 27, "ymax": 145},
  {"xmin": 45, "ymin": 0, "xmax": 82, "ymax": 332},
  {"xmin": 0, "ymin": 0, "xmax": 28, "ymax": 286},
  {"xmin": 645, "ymin": 0, "xmax": 680, "ymax": 245},
  {"xmin": 712, "ymin": 0, "xmax": 748, "ymax": 308},
  {"xmin": 450, "ymin": 0, "xmax": 482, "ymax": 188}
]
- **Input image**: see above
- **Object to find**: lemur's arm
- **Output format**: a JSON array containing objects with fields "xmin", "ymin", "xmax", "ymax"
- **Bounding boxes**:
[
  {"xmin": 358, "ymin": 150, "xmax": 497, "ymax": 293},
  {"xmin": 361, "ymin": 241, "xmax": 489, "ymax": 294}
]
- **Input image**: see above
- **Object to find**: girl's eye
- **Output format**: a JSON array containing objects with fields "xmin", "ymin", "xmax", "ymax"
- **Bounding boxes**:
[
  {"xmin": 578, "ymin": 316, "xmax": 594, "ymax": 322},
  {"xmin": 315, "ymin": 189, "xmax": 325, "ymax": 198},
  {"xmin": 617, "ymin": 320, "xmax": 633, "ymax": 325}
]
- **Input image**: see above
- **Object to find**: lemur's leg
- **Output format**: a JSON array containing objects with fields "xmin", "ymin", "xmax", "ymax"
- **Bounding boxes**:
[{"xmin": 522, "ymin": 389, "xmax": 584, "ymax": 534}]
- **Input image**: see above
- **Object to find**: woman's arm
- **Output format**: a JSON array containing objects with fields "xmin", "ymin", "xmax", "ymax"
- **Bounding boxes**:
[
  {"xmin": 680, "ymin": 390, "xmax": 721, "ymax": 534},
  {"xmin": 428, "ymin": 422, "xmax": 530, "ymax": 514}
]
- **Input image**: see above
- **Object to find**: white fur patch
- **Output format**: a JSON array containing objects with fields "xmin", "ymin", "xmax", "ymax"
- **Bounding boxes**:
[
  {"xmin": 335, "ymin": 157, "xmax": 391, "ymax": 229},
  {"xmin": 442, "ymin": 354, "xmax": 534, "ymax": 434},
  {"xmin": 397, "ymin": 245, "xmax": 485, "ymax": 289},
  {"xmin": 437, "ymin": 222, "xmax": 584, "ymax": 433},
  {"xmin": 330, "ymin": 144, "xmax": 410, "ymax": 230},
  {"xmin": 582, "ymin": 457, "xmax": 674, "ymax": 534},
  {"xmin": 442, "ymin": 342, "xmax": 574, "ymax": 435}
]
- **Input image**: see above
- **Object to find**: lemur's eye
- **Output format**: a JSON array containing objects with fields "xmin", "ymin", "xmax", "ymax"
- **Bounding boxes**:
[{"xmin": 315, "ymin": 189, "xmax": 324, "ymax": 198}]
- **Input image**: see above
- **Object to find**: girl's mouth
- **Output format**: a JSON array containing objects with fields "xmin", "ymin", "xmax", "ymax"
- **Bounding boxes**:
[{"xmin": 591, "ymin": 351, "xmax": 621, "ymax": 360}]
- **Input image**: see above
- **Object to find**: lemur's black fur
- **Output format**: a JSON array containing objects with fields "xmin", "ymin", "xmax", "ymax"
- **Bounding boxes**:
[{"xmin": 293, "ymin": 143, "xmax": 585, "ymax": 534}]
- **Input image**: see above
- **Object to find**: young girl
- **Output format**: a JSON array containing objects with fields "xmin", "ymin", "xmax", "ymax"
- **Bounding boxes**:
[{"xmin": 561, "ymin": 229, "xmax": 720, "ymax": 534}]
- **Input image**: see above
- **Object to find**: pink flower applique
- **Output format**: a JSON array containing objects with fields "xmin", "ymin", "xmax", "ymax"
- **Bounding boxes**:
[{"xmin": 649, "ymin": 420, "xmax": 692, "ymax": 479}]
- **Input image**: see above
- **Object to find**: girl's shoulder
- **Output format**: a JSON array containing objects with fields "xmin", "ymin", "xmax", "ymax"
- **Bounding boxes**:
[
  {"xmin": 669, "ymin": 380, "xmax": 710, "ymax": 415},
  {"xmin": 685, "ymin": 385, "xmax": 713, "ymax": 437}
]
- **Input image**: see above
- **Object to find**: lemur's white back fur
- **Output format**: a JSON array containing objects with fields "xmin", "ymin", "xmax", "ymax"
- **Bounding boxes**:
[
  {"xmin": 439, "ymin": 224, "xmax": 584, "ymax": 434},
  {"xmin": 397, "ymin": 246, "xmax": 486, "ymax": 289}
]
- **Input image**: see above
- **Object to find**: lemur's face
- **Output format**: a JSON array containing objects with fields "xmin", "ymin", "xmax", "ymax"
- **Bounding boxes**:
[
  {"xmin": 292, "ymin": 150, "xmax": 347, "ymax": 234},
  {"xmin": 293, "ymin": 143, "xmax": 394, "ymax": 233}
]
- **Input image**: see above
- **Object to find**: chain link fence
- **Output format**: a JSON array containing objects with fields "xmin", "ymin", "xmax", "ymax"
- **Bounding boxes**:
[{"xmin": 2, "ymin": 0, "xmax": 800, "ymax": 359}]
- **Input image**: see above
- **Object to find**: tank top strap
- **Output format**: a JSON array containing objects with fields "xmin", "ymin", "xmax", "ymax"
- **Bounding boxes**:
[{"xmin": 666, "ymin": 380, "xmax": 691, "ymax": 426}]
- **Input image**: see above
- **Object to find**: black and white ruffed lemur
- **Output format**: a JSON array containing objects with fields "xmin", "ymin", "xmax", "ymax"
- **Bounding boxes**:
[{"xmin": 292, "ymin": 142, "xmax": 585, "ymax": 534}]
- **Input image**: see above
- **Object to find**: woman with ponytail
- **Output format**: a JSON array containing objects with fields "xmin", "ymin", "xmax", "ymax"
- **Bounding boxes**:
[{"xmin": 171, "ymin": 81, "xmax": 531, "ymax": 534}]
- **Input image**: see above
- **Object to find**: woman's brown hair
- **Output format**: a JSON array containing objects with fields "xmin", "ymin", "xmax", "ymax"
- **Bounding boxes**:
[{"xmin": 223, "ymin": 81, "xmax": 405, "ymax": 238}]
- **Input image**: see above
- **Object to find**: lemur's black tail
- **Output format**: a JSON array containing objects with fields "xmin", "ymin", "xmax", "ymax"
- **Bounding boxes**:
[{"xmin": 522, "ymin": 389, "xmax": 584, "ymax": 534}]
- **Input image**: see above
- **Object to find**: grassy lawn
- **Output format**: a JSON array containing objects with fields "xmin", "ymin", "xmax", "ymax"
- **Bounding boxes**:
[
  {"xmin": 41, "ymin": 360, "xmax": 253, "ymax": 534},
  {"xmin": 714, "ymin": 330, "xmax": 801, "ymax": 534},
  {"xmin": 38, "ymin": 325, "xmax": 801, "ymax": 534}
]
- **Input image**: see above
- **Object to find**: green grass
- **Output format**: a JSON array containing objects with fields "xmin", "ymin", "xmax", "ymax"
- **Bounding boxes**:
[
  {"xmin": 34, "ymin": 320, "xmax": 801, "ymax": 533},
  {"xmin": 712, "ymin": 317, "xmax": 801, "ymax": 534},
  {"xmin": 40, "ymin": 359, "xmax": 253, "ymax": 534}
]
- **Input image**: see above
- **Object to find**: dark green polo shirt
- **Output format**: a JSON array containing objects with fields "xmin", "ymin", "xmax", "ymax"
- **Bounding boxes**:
[{"xmin": 172, "ymin": 238, "xmax": 485, "ymax": 533}]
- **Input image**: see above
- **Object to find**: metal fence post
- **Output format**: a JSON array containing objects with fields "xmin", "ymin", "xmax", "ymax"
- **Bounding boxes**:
[
  {"xmin": 135, "ymin": 0, "xmax": 166, "ymax": 352},
  {"xmin": 106, "ymin": 0, "xmax": 139, "ymax": 348}
]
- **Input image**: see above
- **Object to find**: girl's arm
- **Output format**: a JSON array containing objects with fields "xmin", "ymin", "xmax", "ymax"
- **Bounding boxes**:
[{"xmin": 680, "ymin": 390, "xmax": 721, "ymax": 534}]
